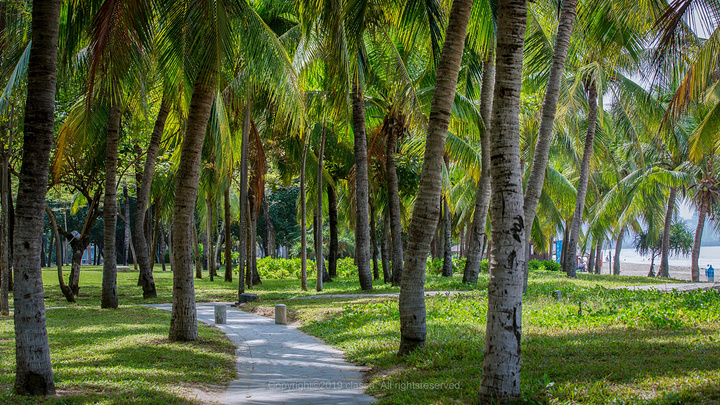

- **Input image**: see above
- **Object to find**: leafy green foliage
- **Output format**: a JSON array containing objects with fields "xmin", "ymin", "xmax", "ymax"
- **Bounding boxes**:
[{"xmin": 529, "ymin": 259, "xmax": 562, "ymax": 272}]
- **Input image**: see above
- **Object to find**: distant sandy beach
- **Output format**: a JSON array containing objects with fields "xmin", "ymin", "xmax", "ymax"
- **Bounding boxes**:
[{"xmin": 597, "ymin": 262, "xmax": 712, "ymax": 281}]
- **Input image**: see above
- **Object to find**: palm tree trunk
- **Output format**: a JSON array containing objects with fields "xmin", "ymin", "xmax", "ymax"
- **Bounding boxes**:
[
  {"xmin": 463, "ymin": 60, "xmax": 495, "ymax": 283},
  {"xmin": 327, "ymin": 183, "xmax": 338, "ymax": 278},
  {"xmin": 169, "ymin": 71, "xmax": 216, "ymax": 342},
  {"xmin": 370, "ymin": 200, "xmax": 380, "ymax": 280},
  {"xmin": 442, "ymin": 199, "xmax": 453, "ymax": 277},
  {"xmin": 205, "ymin": 198, "xmax": 215, "ymax": 281},
  {"xmin": 594, "ymin": 242, "xmax": 602, "ymax": 274},
  {"xmin": 224, "ymin": 185, "xmax": 232, "ymax": 282},
  {"xmin": 237, "ymin": 100, "xmax": 250, "ymax": 297},
  {"xmin": 316, "ymin": 120, "xmax": 326, "ymax": 292},
  {"xmin": 0, "ymin": 150, "xmax": 9, "ymax": 315},
  {"xmin": 122, "ymin": 183, "xmax": 130, "ymax": 266},
  {"xmin": 193, "ymin": 222, "xmax": 202, "ymax": 279},
  {"xmin": 613, "ymin": 227, "xmax": 624, "ymax": 275},
  {"xmin": 562, "ymin": 82, "xmax": 598, "ymax": 278},
  {"xmin": 150, "ymin": 206, "xmax": 159, "ymax": 269},
  {"xmin": 13, "ymin": 0, "xmax": 61, "ymax": 395},
  {"xmin": 45, "ymin": 206, "xmax": 74, "ymax": 303},
  {"xmin": 263, "ymin": 199, "xmax": 275, "ymax": 258},
  {"xmin": 659, "ymin": 187, "xmax": 677, "ymax": 278},
  {"xmin": 588, "ymin": 242, "xmax": 596, "ymax": 274},
  {"xmin": 381, "ymin": 208, "xmax": 391, "ymax": 283},
  {"xmin": 479, "ymin": 0, "xmax": 528, "ymax": 400},
  {"xmin": 101, "ymin": 99, "xmax": 121, "ymax": 309},
  {"xmin": 351, "ymin": 79, "xmax": 373, "ymax": 291},
  {"xmin": 523, "ymin": 0, "xmax": 578, "ymax": 290},
  {"xmin": 250, "ymin": 207, "xmax": 262, "ymax": 285},
  {"xmin": 398, "ymin": 0, "xmax": 474, "ymax": 355},
  {"xmin": 386, "ymin": 115, "xmax": 404, "ymax": 287},
  {"xmin": 691, "ymin": 202, "xmax": 707, "ymax": 282},
  {"xmin": 135, "ymin": 95, "xmax": 168, "ymax": 298},
  {"xmin": 300, "ymin": 137, "xmax": 309, "ymax": 291}
]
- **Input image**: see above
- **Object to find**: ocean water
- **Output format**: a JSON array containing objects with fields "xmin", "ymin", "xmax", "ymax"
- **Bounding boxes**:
[{"xmin": 600, "ymin": 246, "xmax": 720, "ymax": 268}]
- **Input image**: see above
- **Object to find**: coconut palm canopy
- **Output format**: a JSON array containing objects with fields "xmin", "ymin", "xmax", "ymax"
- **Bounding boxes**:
[{"xmin": 2, "ymin": 0, "xmax": 720, "ymax": 400}]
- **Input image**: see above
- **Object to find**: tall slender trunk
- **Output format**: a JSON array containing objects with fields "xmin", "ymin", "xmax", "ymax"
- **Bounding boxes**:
[
  {"xmin": 249, "ymin": 206, "xmax": 261, "ymax": 285},
  {"xmin": 193, "ymin": 222, "xmax": 202, "ymax": 279},
  {"xmin": 316, "ymin": 120, "xmax": 326, "ymax": 292},
  {"xmin": 523, "ymin": 0, "xmax": 578, "ymax": 290},
  {"xmin": 386, "ymin": 115, "xmax": 404, "ymax": 287},
  {"xmin": 398, "ymin": 0, "xmax": 474, "ymax": 355},
  {"xmin": 560, "ymin": 223, "xmax": 569, "ymax": 265},
  {"xmin": 150, "ymin": 206, "xmax": 159, "ymax": 269},
  {"xmin": 13, "ymin": 0, "xmax": 61, "ymax": 395},
  {"xmin": 479, "ymin": 0, "xmax": 528, "ymax": 400},
  {"xmin": 370, "ymin": 200, "xmax": 380, "ymax": 280},
  {"xmin": 205, "ymin": 198, "xmax": 215, "ymax": 281},
  {"xmin": 594, "ymin": 242, "xmax": 602, "ymax": 274},
  {"xmin": 237, "ymin": 100, "xmax": 250, "ymax": 297},
  {"xmin": 327, "ymin": 183, "xmax": 338, "ymax": 278},
  {"xmin": 300, "ymin": 137, "xmax": 309, "ymax": 291},
  {"xmin": 588, "ymin": 242, "xmax": 596, "ymax": 274},
  {"xmin": 351, "ymin": 79, "xmax": 373, "ymax": 290},
  {"xmin": 159, "ymin": 222, "xmax": 167, "ymax": 272},
  {"xmin": 562, "ymin": 82, "xmax": 598, "ymax": 278},
  {"xmin": 0, "ymin": 149, "xmax": 9, "ymax": 315},
  {"xmin": 442, "ymin": 198, "xmax": 453, "ymax": 277},
  {"xmin": 692, "ymin": 203, "xmax": 706, "ymax": 282},
  {"xmin": 122, "ymin": 183, "xmax": 130, "ymax": 266},
  {"xmin": 135, "ymin": 95, "xmax": 168, "ymax": 298},
  {"xmin": 463, "ymin": 60, "xmax": 495, "ymax": 283},
  {"xmin": 264, "ymin": 198, "xmax": 275, "ymax": 258},
  {"xmin": 169, "ymin": 70, "xmax": 216, "ymax": 342},
  {"xmin": 659, "ymin": 187, "xmax": 677, "ymax": 278},
  {"xmin": 101, "ymin": 99, "xmax": 121, "ymax": 309},
  {"xmin": 381, "ymin": 209, "xmax": 391, "ymax": 283},
  {"xmin": 45, "ymin": 207, "xmax": 74, "ymax": 303},
  {"xmin": 613, "ymin": 227, "xmax": 624, "ymax": 275},
  {"xmin": 224, "ymin": 185, "xmax": 232, "ymax": 282}
]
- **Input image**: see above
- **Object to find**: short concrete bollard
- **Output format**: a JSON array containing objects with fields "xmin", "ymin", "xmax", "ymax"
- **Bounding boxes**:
[
  {"xmin": 275, "ymin": 304, "xmax": 287, "ymax": 325},
  {"xmin": 214, "ymin": 304, "xmax": 227, "ymax": 324},
  {"xmin": 553, "ymin": 290, "xmax": 562, "ymax": 300}
]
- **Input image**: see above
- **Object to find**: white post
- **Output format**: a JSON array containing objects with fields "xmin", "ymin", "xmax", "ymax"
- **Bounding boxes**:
[
  {"xmin": 275, "ymin": 304, "xmax": 287, "ymax": 325},
  {"xmin": 214, "ymin": 304, "xmax": 227, "ymax": 324}
]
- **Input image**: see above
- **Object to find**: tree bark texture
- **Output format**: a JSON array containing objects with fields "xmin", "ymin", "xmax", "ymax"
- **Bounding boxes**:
[
  {"xmin": 224, "ymin": 185, "xmax": 232, "ymax": 282},
  {"xmin": 316, "ymin": 122, "xmax": 326, "ymax": 292},
  {"xmin": 442, "ymin": 199, "xmax": 453, "ymax": 277},
  {"xmin": 613, "ymin": 227, "xmax": 624, "ymax": 275},
  {"xmin": 398, "ymin": 0, "xmax": 474, "ymax": 355},
  {"xmin": 691, "ymin": 203, "xmax": 706, "ymax": 282},
  {"xmin": 479, "ymin": 0, "xmax": 528, "ymax": 400},
  {"xmin": 352, "ymin": 80, "xmax": 373, "ymax": 291},
  {"xmin": 463, "ymin": 60, "xmax": 495, "ymax": 283},
  {"xmin": 13, "ymin": 0, "xmax": 61, "ymax": 395},
  {"xmin": 135, "ymin": 96, "xmax": 168, "ymax": 298},
  {"xmin": 237, "ymin": 101, "xmax": 250, "ymax": 297},
  {"xmin": 101, "ymin": 100, "xmax": 121, "ymax": 309},
  {"xmin": 169, "ymin": 71, "xmax": 215, "ymax": 342},
  {"xmin": 385, "ymin": 114, "xmax": 405, "ymax": 287},
  {"xmin": 327, "ymin": 183, "xmax": 338, "ymax": 278}
]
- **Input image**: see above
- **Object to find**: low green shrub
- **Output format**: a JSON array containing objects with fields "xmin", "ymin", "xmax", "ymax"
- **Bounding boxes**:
[{"xmin": 529, "ymin": 259, "xmax": 561, "ymax": 272}]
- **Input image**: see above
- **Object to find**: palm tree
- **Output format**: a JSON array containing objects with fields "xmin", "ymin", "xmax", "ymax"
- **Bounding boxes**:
[
  {"xmin": 690, "ymin": 155, "xmax": 720, "ymax": 281},
  {"xmin": 135, "ymin": 94, "xmax": 169, "ymax": 298},
  {"xmin": 13, "ymin": 0, "xmax": 62, "ymax": 395},
  {"xmin": 463, "ymin": 60, "xmax": 494, "ymax": 283},
  {"xmin": 478, "ymin": 0, "xmax": 527, "ymax": 399},
  {"xmin": 522, "ymin": 0, "xmax": 578, "ymax": 288},
  {"xmin": 398, "ymin": 0, "xmax": 474, "ymax": 355}
]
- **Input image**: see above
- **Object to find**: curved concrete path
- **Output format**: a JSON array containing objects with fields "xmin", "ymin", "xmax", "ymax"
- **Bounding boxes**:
[{"xmin": 148, "ymin": 303, "xmax": 374, "ymax": 405}]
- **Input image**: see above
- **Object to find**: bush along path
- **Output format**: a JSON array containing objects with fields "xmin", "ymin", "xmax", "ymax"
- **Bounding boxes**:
[{"xmin": 148, "ymin": 303, "xmax": 375, "ymax": 405}]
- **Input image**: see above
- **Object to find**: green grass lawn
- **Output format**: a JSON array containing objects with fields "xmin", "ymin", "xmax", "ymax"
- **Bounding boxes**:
[
  {"xmin": 1, "ymin": 264, "xmax": 706, "ymax": 404},
  {"xmin": 0, "ymin": 306, "xmax": 235, "ymax": 404},
  {"xmin": 243, "ymin": 270, "xmax": 720, "ymax": 404}
]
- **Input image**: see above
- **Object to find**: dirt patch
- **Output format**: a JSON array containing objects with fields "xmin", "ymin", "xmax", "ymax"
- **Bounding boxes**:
[{"xmin": 180, "ymin": 384, "xmax": 226, "ymax": 404}]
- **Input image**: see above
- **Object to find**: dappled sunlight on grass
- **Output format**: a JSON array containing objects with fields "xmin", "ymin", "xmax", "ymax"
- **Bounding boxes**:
[{"xmin": 0, "ymin": 306, "xmax": 235, "ymax": 404}]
